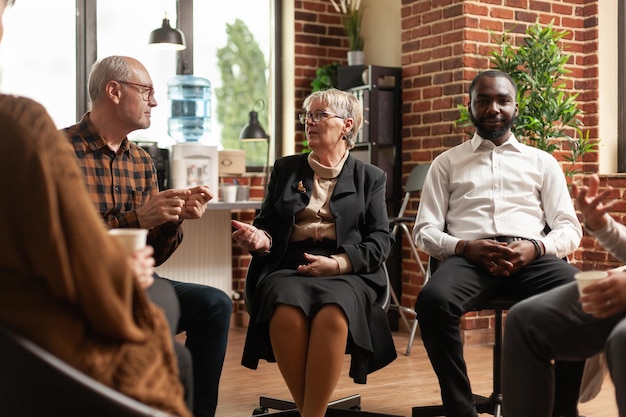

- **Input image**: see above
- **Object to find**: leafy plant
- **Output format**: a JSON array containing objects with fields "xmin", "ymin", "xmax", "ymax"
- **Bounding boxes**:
[
  {"xmin": 330, "ymin": 0, "xmax": 364, "ymax": 51},
  {"xmin": 310, "ymin": 62, "xmax": 339, "ymax": 92},
  {"xmin": 456, "ymin": 21, "xmax": 598, "ymax": 177}
]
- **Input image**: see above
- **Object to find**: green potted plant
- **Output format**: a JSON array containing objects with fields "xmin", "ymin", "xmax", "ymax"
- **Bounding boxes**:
[
  {"xmin": 330, "ymin": 0, "xmax": 365, "ymax": 65},
  {"xmin": 310, "ymin": 62, "xmax": 339, "ymax": 93},
  {"xmin": 456, "ymin": 21, "xmax": 597, "ymax": 178}
]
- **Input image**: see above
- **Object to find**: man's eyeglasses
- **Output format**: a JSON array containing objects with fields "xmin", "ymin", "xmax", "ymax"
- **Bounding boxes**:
[
  {"xmin": 116, "ymin": 80, "xmax": 155, "ymax": 102},
  {"xmin": 298, "ymin": 111, "xmax": 345, "ymax": 125}
]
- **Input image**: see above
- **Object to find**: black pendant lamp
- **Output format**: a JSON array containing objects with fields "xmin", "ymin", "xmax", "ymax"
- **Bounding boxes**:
[
  {"xmin": 240, "ymin": 99, "xmax": 271, "ymax": 187},
  {"xmin": 149, "ymin": 12, "xmax": 186, "ymax": 51}
]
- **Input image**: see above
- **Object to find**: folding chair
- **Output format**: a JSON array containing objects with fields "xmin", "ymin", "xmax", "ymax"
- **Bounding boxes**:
[{"xmin": 387, "ymin": 163, "xmax": 430, "ymax": 356}]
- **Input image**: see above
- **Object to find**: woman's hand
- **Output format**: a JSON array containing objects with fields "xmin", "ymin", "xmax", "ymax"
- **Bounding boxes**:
[
  {"xmin": 579, "ymin": 270, "xmax": 626, "ymax": 318},
  {"xmin": 231, "ymin": 220, "xmax": 271, "ymax": 253},
  {"xmin": 128, "ymin": 245, "xmax": 155, "ymax": 289},
  {"xmin": 296, "ymin": 252, "xmax": 340, "ymax": 277}
]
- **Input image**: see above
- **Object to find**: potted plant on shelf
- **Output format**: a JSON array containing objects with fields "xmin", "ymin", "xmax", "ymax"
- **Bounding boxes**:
[{"xmin": 330, "ymin": 0, "xmax": 364, "ymax": 65}]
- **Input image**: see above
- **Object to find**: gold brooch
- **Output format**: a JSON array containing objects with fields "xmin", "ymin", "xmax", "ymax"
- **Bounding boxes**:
[{"xmin": 297, "ymin": 180, "xmax": 306, "ymax": 193}]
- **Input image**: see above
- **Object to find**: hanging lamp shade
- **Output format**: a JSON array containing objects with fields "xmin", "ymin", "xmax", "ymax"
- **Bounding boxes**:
[
  {"xmin": 240, "ymin": 99, "xmax": 269, "ymax": 141},
  {"xmin": 149, "ymin": 13, "xmax": 186, "ymax": 51},
  {"xmin": 239, "ymin": 110, "xmax": 269, "ymax": 141},
  {"xmin": 240, "ymin": 99, "xmax": 271, "ymax": 188}
]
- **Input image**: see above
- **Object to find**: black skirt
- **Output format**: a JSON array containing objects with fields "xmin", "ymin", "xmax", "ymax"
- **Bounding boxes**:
[{"xmin": 241, "ymin": 239, "xmax": 396, "ymax": 384}]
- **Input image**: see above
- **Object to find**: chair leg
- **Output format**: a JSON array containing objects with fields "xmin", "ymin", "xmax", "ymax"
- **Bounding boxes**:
[
  {"xmin": 388, "ymin": 284, "xmax": 419, "ymax": 356},
  {"xmin": 406, "ymin": 315, "xmax": 419, "ymax": 356},
  {"xmin": 389, "ymin": 285, "xmax": 412, "ymax": 335},
  {"xmin": 388, "ymin": 223, "xmax": 424, "ymax": 356}
]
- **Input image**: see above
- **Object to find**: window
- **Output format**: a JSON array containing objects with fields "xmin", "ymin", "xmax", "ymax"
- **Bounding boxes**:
[
  {"xmin": 617, "ymin": 1, "xmax": 626, "ymax": 172},
  {"xmin": 0, "ymin": 0, "xmax": 275, "ymax": 168},
  {"xmin": 1, "ymin": 1, "xmax": 76, "ymax": 128}
]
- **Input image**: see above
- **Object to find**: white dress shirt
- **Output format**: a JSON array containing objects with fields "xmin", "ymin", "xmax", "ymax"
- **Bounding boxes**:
[{"xmin": 413, "ymin": 133, "xmax": 582, "ymax": 260}]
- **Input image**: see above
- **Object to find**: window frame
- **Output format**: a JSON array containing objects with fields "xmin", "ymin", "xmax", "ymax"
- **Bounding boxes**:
[
  {"xmin": 617, "ymin": 1, "xmax": 626, "ymax": 172},
  {"xmin": 75, "ymin": 0, "xmax": 281, "ymax": 165}
]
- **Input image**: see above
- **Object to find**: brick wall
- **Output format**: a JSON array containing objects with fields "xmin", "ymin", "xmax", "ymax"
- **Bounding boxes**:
[
  {"xmin": 231, "ymin": 0, "xmax": 626, "ymax": 344},
  {"xmin": 294, "ymin": 1, "xmax": 355, "ymax": 152}
]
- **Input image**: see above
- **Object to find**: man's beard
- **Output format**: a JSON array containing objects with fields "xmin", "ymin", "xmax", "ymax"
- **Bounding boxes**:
[{"xmin": 470, "ymin": 113, "xmax": 517, "ymax": 141}]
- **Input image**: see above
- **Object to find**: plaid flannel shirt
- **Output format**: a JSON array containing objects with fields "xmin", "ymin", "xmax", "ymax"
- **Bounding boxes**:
[{"xmin": 61, "ymin": 113, "xmax": 182, "ymax": 266}]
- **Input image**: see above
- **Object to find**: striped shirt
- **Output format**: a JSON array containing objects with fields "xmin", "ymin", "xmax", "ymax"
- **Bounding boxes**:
[{"xmin": 61, "ymin": 113, "xmax": 182, "ymax": 266}]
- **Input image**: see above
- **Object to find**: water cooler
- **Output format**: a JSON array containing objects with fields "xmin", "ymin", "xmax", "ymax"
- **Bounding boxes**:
[{"xmin": 168, "ymin": 75, "xmax": 218, "ymax": 202}]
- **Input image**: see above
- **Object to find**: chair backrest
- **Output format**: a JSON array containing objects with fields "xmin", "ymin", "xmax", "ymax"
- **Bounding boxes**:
[
  {"xmin": 395, "ymin": 163, "xmax": 431, "ymax": 220},
  {"xmin": 0, "ymin": 324, "xmax": 174, "ymax": 417},
  {"xmin": 405, "ymin": 163, "xmax": 431, "ymax": 194}
]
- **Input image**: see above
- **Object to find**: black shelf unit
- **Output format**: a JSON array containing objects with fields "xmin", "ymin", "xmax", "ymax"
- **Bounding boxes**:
[
  {"xmin": 338, "ymin": 65, "xmax": 402, "ymax": 216},
  {"xmin": 339, "ymin": 65, "xmax": 403, "ymax": 330}
]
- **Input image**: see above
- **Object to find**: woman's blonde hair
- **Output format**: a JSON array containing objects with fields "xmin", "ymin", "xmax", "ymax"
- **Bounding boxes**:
[{"xmin": 302, "ymin": 88, "xmax": 363, "ymax": 149}]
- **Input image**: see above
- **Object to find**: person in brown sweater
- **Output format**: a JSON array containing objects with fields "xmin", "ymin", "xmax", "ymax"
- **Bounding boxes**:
[{"xmin": 0, "ymin": 1, "xmax": 191, "ymax": 415}]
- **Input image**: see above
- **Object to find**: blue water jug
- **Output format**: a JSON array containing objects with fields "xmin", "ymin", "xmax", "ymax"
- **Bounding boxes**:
[{"xmin": 167, "ymin": 75, "xmax": 212, "ymax": 142}]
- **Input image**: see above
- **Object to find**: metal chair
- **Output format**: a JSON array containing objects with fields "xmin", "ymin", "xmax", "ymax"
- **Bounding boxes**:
[
  {"xmin": 0, "ymin": 323, "xmax": 175, "ymax": 417},
  {"xmin": 387, "ymin": 163, "xmax": 431, "ymax": 356},
  {"xmin": 411, "ymin": 299, "xmax": 517, "ymax": 417},
  {"xmin": 411, "ymin": 257, "xmax": 519, "ymax": 417},
  {"xmin": 250, "ymin": 264, "xmax": 402, "ymax": 417}
]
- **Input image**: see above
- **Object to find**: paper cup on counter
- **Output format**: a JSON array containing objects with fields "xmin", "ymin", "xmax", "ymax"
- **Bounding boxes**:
[
  {"xmin": 575, "ymin": 270, "xmax": 609, "ymax": 295},
  {"xmin": 108, "ymin": 228, "xmax": 148, "ymax": 253},
  {"xmin": 222, "ymin": 184, "xmax": 238, "ymax": 203}
]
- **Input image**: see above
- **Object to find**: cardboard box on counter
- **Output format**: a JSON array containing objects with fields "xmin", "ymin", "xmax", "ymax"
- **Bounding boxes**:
[{"xmin": 219, "ymin": 149, "xmax": 246, "ymax": 176}]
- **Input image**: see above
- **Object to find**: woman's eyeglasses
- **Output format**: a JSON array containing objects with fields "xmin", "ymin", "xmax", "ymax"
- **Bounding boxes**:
[
  {"xmin": 298, "ymin": 111, "xmax": 345, "ymax": 125},
  {"xmin": 115, "ymin": 80, "xmax": 155, "ymax": 102}
]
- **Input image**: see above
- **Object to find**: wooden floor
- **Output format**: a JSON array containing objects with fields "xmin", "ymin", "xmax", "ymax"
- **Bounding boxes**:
[{"xmin": 215, "ymin": 326, "xmax": 618, "ymax": 417}]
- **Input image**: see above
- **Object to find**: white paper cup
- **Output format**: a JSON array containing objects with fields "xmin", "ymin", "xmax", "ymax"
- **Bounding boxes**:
[
  {"xmin": 222, "ymin": 184, "xmax": 238, "ymax": 203},
  {"xmin": 108, "ymin": 228, "xmax": 148, "ymax": 253},
  {"xmin": 575, "ymin": 270, "xmax": 609, "ymax": 295}
]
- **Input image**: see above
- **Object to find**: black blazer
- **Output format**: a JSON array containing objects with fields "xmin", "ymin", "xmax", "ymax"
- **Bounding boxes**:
[
  {"xmin": 242, "ymin": 153, "xmax": 396, "ymax": 383},
  {"xmin": 245, "ymin": 153, "xmax": 393, "ymax": 303}
]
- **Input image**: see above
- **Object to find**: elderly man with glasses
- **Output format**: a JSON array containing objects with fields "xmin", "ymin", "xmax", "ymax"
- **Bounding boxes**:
[{"xmin": 61, "ymin": 55, "xmax": 232, "ymax": 417}]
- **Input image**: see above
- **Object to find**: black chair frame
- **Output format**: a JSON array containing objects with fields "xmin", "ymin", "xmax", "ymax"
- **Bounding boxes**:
[
  {"xmin": 411, "ymin": 257, "xmax": 519, "ymax": 417},
  {"xmin": 411, "ymin": 298, "xmax": 515, "ymax": 417},
  {"xmin": 0, "ymin": 323, "xmax": 174, "ymax": 417},
  {"xmin": 249, "ymin": 264, "xmax": 402, "ymax": 417}
]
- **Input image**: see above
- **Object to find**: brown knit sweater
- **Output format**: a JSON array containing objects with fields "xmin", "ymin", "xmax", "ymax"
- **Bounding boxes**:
[{"xmin": 0, "ymin": 94, "xmax": 191, "ymax": 417}]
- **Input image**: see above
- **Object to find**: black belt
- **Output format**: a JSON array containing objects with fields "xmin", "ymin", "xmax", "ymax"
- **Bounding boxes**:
[{"xmin": 491, "ymin": 236, "xmax": 526, "ymax": 244}]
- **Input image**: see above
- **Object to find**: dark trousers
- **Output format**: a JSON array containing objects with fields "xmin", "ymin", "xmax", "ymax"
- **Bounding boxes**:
[
  {"xmin": 149, "ymin": 274, "xmax": 233, "ymax": 417},
  {"xmin": 415, "ymin": 256, "xmax": 585, "ymax": 417}
]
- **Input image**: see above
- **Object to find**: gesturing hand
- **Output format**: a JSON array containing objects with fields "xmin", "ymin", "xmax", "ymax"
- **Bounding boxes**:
[
  {"xmin": 181, "ymin": 185, "xmax": 213, "ymax": 220},
  {"xmin": 571, "ymin": 174, "xmax": 616, "ymax": 231},
  {"xmin": 136, "ymin": 189, "xmax": 191, "ymax": 228},
  {"xmin": 231, "ymin": 220, "xmax": 271, "ymax": 253}
]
